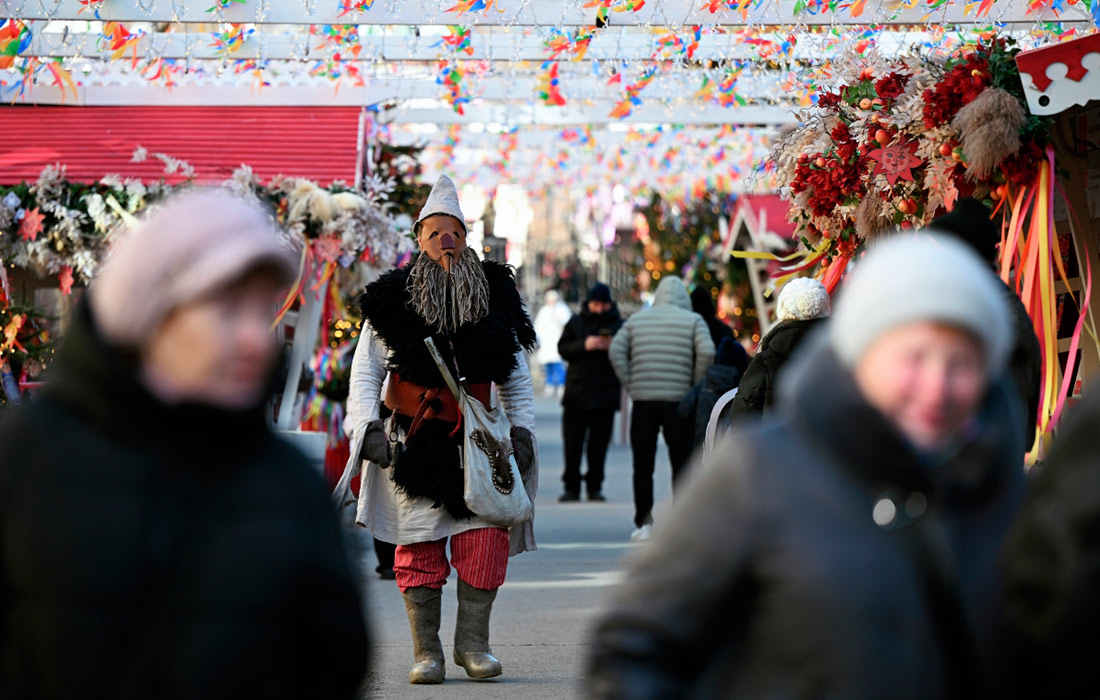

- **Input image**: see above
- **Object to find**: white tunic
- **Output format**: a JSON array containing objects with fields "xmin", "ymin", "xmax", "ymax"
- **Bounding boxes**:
[{"xmin": 333, "ymin": 325, "xmax": 539, "ymax": 555}]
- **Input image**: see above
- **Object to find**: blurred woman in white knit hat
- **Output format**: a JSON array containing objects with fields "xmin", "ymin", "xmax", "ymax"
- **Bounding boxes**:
[{"xmin": 587, "ymin": 233, "xmax": 1026, "ymax": 699}]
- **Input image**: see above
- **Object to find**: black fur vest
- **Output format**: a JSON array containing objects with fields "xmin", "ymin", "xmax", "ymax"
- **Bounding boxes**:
[{"xmin": 359, "ymin": 259, "xmax": 536, "ymax": 389}]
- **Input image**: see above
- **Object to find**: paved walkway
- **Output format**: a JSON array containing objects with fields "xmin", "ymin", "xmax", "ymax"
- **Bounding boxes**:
[{"xmin": 351, "ymin": 395, "xmax": 676, "ymax": 699}]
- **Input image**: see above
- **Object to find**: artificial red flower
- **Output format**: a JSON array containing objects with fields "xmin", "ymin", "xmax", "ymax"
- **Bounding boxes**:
[
  {"xmin": 922, "ymin": 52, "xmax": 991, "ymax": 128},
  {"xmin": 875, "ymin": 72, "xmax": 909, "ymax": 99},
  {"xmin": 817, "ymin": 91, "xmax": 842, "ymax": 109},
  {"xmin": 1000, "ymin": 141, "xmax": 1044, "ymax": 191}
]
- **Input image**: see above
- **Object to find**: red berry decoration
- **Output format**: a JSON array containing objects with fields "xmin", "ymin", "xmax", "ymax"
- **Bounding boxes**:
[
  {"xmin": 875, "ymin": 129, "xmax": 890, "ymax": 145},
  {"xmin": 939, "ymin": 142, "xmax": 953, "ymax": 157}
]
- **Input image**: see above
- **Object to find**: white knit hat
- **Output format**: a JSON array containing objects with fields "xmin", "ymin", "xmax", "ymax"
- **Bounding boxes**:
[
  {"xmin": 776, "ymin": 277, "xmax": 831, "ymax": 322},
  {"xmin": 415, "ymin": 175, "xmax": 467, "ymax": 234},
  {"xmin": 829, "ymin": 232, "xmax": 1012, "ymax": 373}
]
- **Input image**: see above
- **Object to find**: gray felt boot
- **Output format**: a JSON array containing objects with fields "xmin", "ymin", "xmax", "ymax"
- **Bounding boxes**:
[
  {"xmin": 401, "ymin": 587, "xmax": 445, "ymax": 684},
  {"xmin": 453, "ymin": 579, "xmax": 503, "ymax": 679}
]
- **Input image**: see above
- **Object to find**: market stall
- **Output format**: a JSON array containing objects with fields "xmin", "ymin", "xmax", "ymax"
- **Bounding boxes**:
[{"xmin": 3, "ymin": 0, "xmax": 1099, "ymax": 448}]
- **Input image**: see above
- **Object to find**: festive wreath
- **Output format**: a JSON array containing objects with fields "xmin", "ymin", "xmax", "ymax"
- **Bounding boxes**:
[
  {"xmin": 769, "ymin": 38, "xmax": 1053, "ymax": 276},
  {"xmin": 0, "ymin": 152, "xmax": 412, "ymax": 296}
]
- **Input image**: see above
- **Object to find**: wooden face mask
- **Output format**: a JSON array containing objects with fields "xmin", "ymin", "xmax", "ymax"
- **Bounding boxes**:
[{"xmin": 417, "ymin": 214, "xmax": 467, "ymax": 273}]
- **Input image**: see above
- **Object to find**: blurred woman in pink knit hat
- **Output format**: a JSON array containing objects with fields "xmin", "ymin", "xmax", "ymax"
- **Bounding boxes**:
[{"xmin": 0, "ymin": 189, "xmax": 368, "ymax": 700}]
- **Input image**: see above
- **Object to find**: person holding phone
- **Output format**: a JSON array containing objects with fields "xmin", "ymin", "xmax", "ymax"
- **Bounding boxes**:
[{"xmin": 556, "ymin": 283, "xmax": 623, "ymax": 502}]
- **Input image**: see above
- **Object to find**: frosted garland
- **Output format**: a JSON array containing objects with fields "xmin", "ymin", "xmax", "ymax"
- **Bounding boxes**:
[{"xmin": 0, "ymin": 157, "xmax": 407, "ymax": 288}]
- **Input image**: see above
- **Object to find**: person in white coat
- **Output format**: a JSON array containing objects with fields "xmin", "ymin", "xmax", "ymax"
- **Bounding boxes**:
[
  {"xmin": 534, "ymin": 289, "xmax": 573, "ymax": 397},
  {"xmin": 334, "ymin": 176, "xmax": 538, "ymax": 685}
]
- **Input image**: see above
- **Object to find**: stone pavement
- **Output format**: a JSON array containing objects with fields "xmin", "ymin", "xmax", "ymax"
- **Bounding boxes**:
[{"xmin": 350, "ymin": 394, "xmax": 676, "ymax": 699}]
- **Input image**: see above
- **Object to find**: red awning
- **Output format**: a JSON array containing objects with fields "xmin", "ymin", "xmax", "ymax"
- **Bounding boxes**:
[{"xmin": 0, "ymin": 105, "xmax": 363, "ymax": 185}]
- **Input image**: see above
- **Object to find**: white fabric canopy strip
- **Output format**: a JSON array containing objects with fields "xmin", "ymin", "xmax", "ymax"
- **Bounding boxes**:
[
  {"xmin": 16, "ymin": 26, "xmax": 1069, "ymax": 62},
  {"xmin": 1, "ymin": 0, "xmax": 1088, "ymax": 27}
]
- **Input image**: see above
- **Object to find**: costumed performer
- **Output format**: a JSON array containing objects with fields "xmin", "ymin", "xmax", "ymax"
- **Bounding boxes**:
[{"xmin": 334, "ymin": 175, "xmax": 538, "ymax": 685}]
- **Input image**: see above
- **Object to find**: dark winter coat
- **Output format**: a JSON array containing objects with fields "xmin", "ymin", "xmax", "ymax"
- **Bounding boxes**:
[
  {"xmin": 558, "ymin": 305, "xmax": 624, "ymax": 413},
  {"xmin": 1001, "ymin": 388, "xmax": 1100, "ymax": 700},
  {"xmin": 0, "ymin": 302, "xmax": 368, "ymax": 700},
  {"xmin": 587, "ymin": 335, "xmax": 1026, "ymax": 700},
  {"xmin": 677, "ymin": 364, "xmax": 744, "ymax": 449},
  {"xmin": 728, "ymin": 318, "xmax": 822, "ymax": 418}
]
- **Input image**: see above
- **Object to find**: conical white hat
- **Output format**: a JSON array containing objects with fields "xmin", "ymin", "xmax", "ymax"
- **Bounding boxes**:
[{"xmin": 415, "ymin": 175, "xmax": 467, "ymax": 234}]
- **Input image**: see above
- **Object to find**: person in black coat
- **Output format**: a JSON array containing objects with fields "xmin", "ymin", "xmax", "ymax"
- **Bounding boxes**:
[
  {"xmin": 0, "ymin": 191, "xmax": 368, "ymax": 700},
  {"xmin": 933, "ymin": 198, "xmax": 1042, "ymax": 450},
  {"xmin": 690, "ymin": 285, "xmax": 734, "ymax": 350},
  {"xmin": 557, "ymin": 283, "xmax": 624, "ymax": 502},
  {"xmin": 678, "ymin": 337, "xmax": 749, "ymax": 449},
  {"xmin": 1001, "ymin": 388, "xmax": 1100, "ymax": 700},
  {"xmin": 729, "ymin": 277, "xmax": 830, "ymax": 418}
]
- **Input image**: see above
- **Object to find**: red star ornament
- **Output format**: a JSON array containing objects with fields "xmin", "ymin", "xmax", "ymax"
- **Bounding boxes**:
[
  {"xmin": 58, "ymin": 265, "xmax": 74, "ymax": 296},
  {"xmin": 867, "ymin": 140, "xmax": 923, "ymax": 185},
  {"xmin": 18, "ymin": 207, "xmax": 45, "ymax": 242}
]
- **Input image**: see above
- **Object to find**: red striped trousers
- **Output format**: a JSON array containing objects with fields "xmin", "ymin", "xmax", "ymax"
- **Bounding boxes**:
[{"xmin": 394, "ymin": 526, "xmax": 510, "ymax": 592}]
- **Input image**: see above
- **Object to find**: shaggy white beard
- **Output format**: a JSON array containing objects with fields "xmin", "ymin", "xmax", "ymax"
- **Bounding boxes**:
[{"xmin": 406, "ymin": 247, "xmax": 490, "ymax": 335}]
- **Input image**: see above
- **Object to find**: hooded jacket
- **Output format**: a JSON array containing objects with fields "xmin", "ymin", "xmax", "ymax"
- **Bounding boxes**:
[
  {"xmin": 678, "ymin": 364, "xmax": 744, "ymax": 448},
  {"xmin": 558, "ymin": 302, "xmax": 624, "ymax": 412},
  {"xmin": 587, "ymin": 335, "xmax": 1026, "ymax": 700},
  {"xmin": 608, "ymin": 278, "xmax": 715, "ymax": 403},
  {"xmin": 0, "ymin": 302, "xmax": 368, "ymax": 700},
  {"xmin": 728, "ymin": 318, "xmax": 823, "ymax": 418}
]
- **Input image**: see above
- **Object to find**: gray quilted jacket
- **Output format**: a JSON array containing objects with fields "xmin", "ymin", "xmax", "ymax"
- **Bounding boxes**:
[{"xmin": 609, "ymin": 277, "xmax": 714, "ymax": 403}]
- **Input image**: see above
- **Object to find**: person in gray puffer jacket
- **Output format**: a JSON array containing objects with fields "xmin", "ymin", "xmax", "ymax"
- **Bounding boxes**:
[{"xmin": 609, "ymin": 276, "xmax": 714, "ymax": 540}]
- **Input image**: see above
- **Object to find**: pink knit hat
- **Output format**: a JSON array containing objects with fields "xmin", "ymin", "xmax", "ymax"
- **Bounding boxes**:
[{"xmin": 90, "ymin": 188, "xmax": 297, "ymax": 349}]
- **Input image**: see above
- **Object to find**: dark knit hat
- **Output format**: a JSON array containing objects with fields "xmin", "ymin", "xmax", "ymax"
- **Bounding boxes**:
[
  {"xmin": 931, "ymin": 198, "xmax": 998, "ymax": 265},
  {"xmin": 717, "ymin": 337, "xmax": 749, "ymax": 372},
  {"xmin": 587, "ymin": 283, "xmax": 612, "ymax": 303}
]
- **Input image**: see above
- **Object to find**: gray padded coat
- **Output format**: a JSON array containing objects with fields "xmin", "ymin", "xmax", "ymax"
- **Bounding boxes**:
[{"xmin": 608, "ymin": 277, "xmax": 714, "ymax": 403}]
